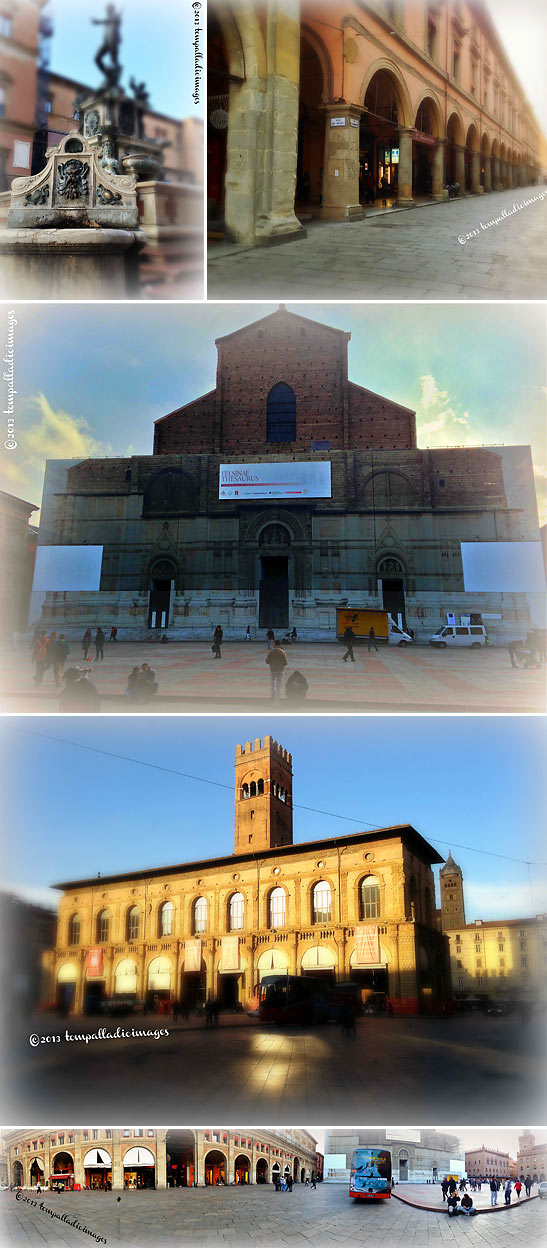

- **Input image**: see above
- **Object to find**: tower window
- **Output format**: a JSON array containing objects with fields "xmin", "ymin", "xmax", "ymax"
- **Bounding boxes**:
[{"xmin": 267, "ymin": 383, "xmax": 296, "ymax": 443}]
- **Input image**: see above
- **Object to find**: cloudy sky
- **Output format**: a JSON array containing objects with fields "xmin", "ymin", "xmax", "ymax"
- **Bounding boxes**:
[
  {"xmin": 1, "ymin": 302, "xmax": 545, "ymax": 523},
  {"xmin": 3, "ymin": 716, "xmax": 546, "ymax": 915}
]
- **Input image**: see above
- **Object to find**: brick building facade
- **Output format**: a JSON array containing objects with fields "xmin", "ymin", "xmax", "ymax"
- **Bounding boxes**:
[
  {"xmin": 208, "ymin": 0, "xmax": 544, "ymax": 243},
  {"xmin": 42, "ymin": 734, "xmax": 451, "ymax": 1018},
  {"xmin": 35, "ymin": 305, "xmax": 542, "ymax": 642},
  {"xmin": 516, "ymin": 1131, "xmax": 546, "ymax": 1183},
  {"xmin": 5, "ymin": 1127, "xmax": 318, "ymax": 1191}
]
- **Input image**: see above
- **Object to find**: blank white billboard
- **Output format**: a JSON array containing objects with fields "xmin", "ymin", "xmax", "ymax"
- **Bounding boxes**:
[
  {"xmin": 32, "ymin": 545, "xmax": 103, "ymax": 592},
  {"xmin": 386, "ymin": 1130, "xmax": 421, "ymax": 1144},
  {"xmin": 219, "ymin": 461, "xmax": 331, "ymax": 500},
  {"xmin": 324, "ymin": 1155, "xmax": 347, "ymax": 1170},
  {"xmin": 461, "ymin": 542, "xmax": 546, "ymax": 593}
]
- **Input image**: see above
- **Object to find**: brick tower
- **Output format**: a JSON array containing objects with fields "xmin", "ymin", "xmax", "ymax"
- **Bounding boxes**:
[
  {"xmin": 234, "ymin": 736, "xmax": 293, "ymax": 853},
  {"xmin": 439, "ymin": 851, "xmax": 466, "ymax": 931}
]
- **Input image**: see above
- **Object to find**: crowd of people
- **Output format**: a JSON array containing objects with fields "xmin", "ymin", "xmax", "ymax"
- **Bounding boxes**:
[{"xmin": 440, "ymin": 1172, "xmax": 535, "ymax": 1215}]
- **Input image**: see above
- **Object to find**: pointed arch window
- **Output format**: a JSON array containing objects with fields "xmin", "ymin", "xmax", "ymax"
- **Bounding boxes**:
[{"xmin": 267, "ymin": 383, "xmax": 296, "ymax": 443}]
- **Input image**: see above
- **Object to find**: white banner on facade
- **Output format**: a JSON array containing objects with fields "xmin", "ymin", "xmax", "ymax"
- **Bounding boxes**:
[
  {"xmin": 324, "ymin": 1154, "xmax": 347, "ymax": 1169},
  {"xmin": 32, "ymin": 544, "xmax": 103, "ymax": 591},
  {"xmin": 461, "ymin": 541, "xmax": 546, "ymax": 592},
  {"xmin": 386, "ymin": 1129, "xmax": 421, "ymax": 1143},
  {"xmin": 219, "ymin": 462, "xmax": 331, "ymax": 500}
]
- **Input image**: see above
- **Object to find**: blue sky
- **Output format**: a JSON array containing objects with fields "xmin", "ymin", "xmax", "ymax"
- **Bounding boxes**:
[
  {"xmin": 47, "ymin": 0, "xmax": 202, "ymax": 119},
  {"xmin": 1, "ymin": 302, "xmax": 545, "ymax": 521},
  {"xmin": 2, "ymin": 716, "xmax": 546, "ymax": 918}
]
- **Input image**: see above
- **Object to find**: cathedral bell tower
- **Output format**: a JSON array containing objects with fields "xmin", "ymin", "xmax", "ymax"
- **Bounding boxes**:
[
  {"xmin": 439, "ymin": 851, "xmax": 466, "ymax": 930},
  {"xmin": 234, "ymin": 736, "xmax": 293, "ymax": 853}
]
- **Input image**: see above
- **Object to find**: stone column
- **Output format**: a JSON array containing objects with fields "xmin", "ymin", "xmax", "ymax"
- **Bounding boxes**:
[
  {"xmin": 74, "ymin": 1148, "xmax": 84, "ymax": 1190},
  {"xmin": 501, "ymin": 160, "xmax": 508, "ymax": 187},
  {"xmin": 432, "ymin": 138, "xmax": 445, "ymax": 200},
  {"xmin": 454, "ymin": 144, "xmax": 466, "ymax": 194},
  {"xmin": 255, "ymin": 0, "xmax": 305, "ymax": 244},
  {"xmin": 156, "ymin": 1134, "xmax": 167, "ymax": 1189},
  {"xmin": 320, "ymin": 102, "xmax": 364, "ymax": 221},
  {"xmin": 470, "ymin": 150, "xmax": 481, "ymax": 193},
  {"xmin": 483, "ymin": 154, "xmax": 491, "ymax": 192},
  {"xmin": 518, "ymin": 166, "xmax": 525, "ymax": 187},
  {"xmin": 112, "ymin": 1131, "xmax": 123, "ymax": 1191},
  {"xmin": 397, "ymin": 127, "xmax": 414, "ymax": 206},
  {"xmin": 492, "ymin": 156, "xmax": 500, "ymax": 190},
  {"xmin": 196, "ymin": 1134, "xmax": 206, "ymax": 1187}
]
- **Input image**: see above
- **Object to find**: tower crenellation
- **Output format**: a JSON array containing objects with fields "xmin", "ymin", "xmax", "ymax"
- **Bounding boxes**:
[{"xmin": 234, "ymin": 736, "xmax": 293, "ymax": 853}]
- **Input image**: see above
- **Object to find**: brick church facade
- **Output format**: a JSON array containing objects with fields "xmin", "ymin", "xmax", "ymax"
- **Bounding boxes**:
[
  {"xmin": 36, "ymin": 305, "xmax": 540, "ymax": 641},
  {"xmin": 42, "ymin": 734, "xmax": 450, "ymax": 1018}
]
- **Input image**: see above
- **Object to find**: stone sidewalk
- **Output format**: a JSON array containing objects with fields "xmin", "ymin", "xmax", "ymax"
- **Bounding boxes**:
[
  {"xmin": 392, "ymin": 1181, "xmax": 539, "ymax": 1213},
  {"xmin": 1, "ymin": 641, "xmax": 544, "ymax": 714},
  {"xmin": 208, "ymin": 187, "xmax": 547, "ymax": 299},
  {"xmin": 1, "ymin": 1183, "xmax": 545, "ymax": 1247}
]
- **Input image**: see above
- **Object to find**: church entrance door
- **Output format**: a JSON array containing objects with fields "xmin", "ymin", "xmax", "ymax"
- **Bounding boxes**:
[
  {"xmin": 259, "ymin": 557, "xmax": 289, "ymax": 630},
  {"xmin": 381, "ymin": 577, "xmax": 405, "ymax": 627}
]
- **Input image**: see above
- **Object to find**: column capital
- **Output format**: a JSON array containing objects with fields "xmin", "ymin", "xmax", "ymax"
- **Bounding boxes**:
[{"xmin": 321, "ymin": 101, "xmax": 364, "ymax": 120}]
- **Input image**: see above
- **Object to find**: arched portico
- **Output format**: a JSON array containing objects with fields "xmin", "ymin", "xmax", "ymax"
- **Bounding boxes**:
[
  {"xmin": 480, "ymin": 133, "xmax": 492, "ymax": 191},
  {"xmin": 360, "ymin": 64, "xmax": 414, "ymax": 207},
  {"xmin": 446, "ymin": 111, "xmax": 465, "ymax": 191},
  {"xmin": 412, "ymin": 95, "xmax": 444, "ymax": 200},
  {"xmin": 465, "ymin": 124, "xmax": 480, "ymax": 193}
]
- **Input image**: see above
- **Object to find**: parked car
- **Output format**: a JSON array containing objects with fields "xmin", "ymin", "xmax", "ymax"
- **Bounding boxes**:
[
  {"xmin": 538, "ymin": 1181, "xmax": 547, "ymax": 1199},
  {"xmin": 429, "ymin": 624, "xmax": 487, "ymax": 649}
]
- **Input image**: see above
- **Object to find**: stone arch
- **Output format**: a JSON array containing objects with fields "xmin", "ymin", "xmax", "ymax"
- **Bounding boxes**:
[
  {"xmin": 245, "ymin": 508, "xmax": 307, "ymax": 547},
  {"xmin": 466, "ymin": 123, "xmax": 479, "ymax": 152},
  {"xmin": 491, "ymin": 136, "xmax": 499, "ymax": 158},
  {"xmin": 256, "ymin": 947, "xmax": 290, "ymax": 978},
  {"xmin": 300, "ymin": 943, "xmax": 338, "ymax": 973},
  {"xmin": 12, "ymin": 1159, "xmax": 24, "ymax": 1186},
  {"xmin": 480, "ymin": 132, "xmax": 491, "ymax": 157},
  {"xmin": 362, "ymin": 469, "xmax": 419, "ymax": 509},
  {"xmin": 413, "ymin": 91, "xmax": 443, "ymax": 138},
  {"xmin": 256, "ymin": 1157, "xmax": 269, "ymax": 1184},
  {"xmin": 210, "ymin": 4, "xmax": 265, "ymax": 82},
  {"xmin": 114, "ymin": 958, "xmax": 138, "ymax": 994},
  {"xmin": 300, "ymin": 22, "xmax": 334, "ymax": 101},
  {"xmin": 446, "ymin": 109, "xmax": 465, "ymax": 146},
  {"xmin": 361, "ymin": 59, "xmax": 413, "ymax": 128},
  {"xmin": 377, "ymin": 553, "xmax": 406, "ymax": 577},
  {"xmin": 146, "ymin": 955, "xmax": 172, "ymax": 992}
]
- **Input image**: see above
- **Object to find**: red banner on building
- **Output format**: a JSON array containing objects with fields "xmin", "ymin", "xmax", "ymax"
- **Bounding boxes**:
[
  {"xmin": 221, "ymin": 936, "xmax": 240, "ymax": 972},
  {"xmin": 87, "ymin": 947, "xmax": 103, "ymax": 977},
  {"xmin": 413, "ymin": 130, "xmax": 438, "ymax": 147},
  {"xmin": 354, "ymin": 926, "xmax": 380, "ymax": 965},
  {"xmin": 184, "ymin": 939, "xmax": 202, "ymax": 972}
]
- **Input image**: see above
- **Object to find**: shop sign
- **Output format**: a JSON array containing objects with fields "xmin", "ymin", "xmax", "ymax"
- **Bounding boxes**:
[
  {"xmin": 88, "ymin": 947, "xmax": 103, "ymax": 977},
  {"xmin": 354, "ymin": 925, "xmax": 380, "ymax": 965},
  {"xmin": 349, "ymin": 118, "xmax": 359, "ymax": 128},
  {"xmin": 391, "ymin": 148, "xmax": 400, "ymax": 163},
  {"xmin": 330, "ymin": 116, "xmax": 346, "ymax": 126},
  {"xmin": 221, "ymin": 936, "xmax": 240, "ymax": 972},
  {"xmin": 414, "ymin": 130, "xmax": 437, "ymax": 147},
  {"xmin": 185, "ymin": 939, "xmax": 202, "ymax": 972}
]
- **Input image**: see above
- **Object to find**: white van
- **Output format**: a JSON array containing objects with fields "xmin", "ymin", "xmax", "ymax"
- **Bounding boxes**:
[
  {"xmin": 388, "ymin": 619, "xmax": 414, "ymax": 646},
  {"xmin": 428, "ymin": 624, "xmax": 487, "ymax": 649}
]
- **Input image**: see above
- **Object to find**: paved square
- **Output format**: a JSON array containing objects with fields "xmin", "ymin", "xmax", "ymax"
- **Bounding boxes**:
[
  {"xmin": 1, "ymin": 641, "xmax": 544, "ymax": 714},
  {"xmin": 1, "ymin": 1182, "xmax": 544, "ymax": 1247},
  {"xmin": 208, "ymin": 188, "xmax": 547, "ymax": 300},
  {"xmin": 5, "ymin": 1012, "xmax": 546, "ymax": 1126}
]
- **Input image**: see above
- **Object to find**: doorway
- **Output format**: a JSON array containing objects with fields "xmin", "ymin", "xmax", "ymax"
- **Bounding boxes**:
[
  {"xmin": 148, "ymin": 578, "xmax": 171, "ymax": 629},
  {"xmin": 218, "ymin": 974, "xmax": 240, "ymax": 1010},
  {"xmin": 259, "ymin": 557, "xmax": 289, "ymax": 629},
  {"xmin": 166, "ymin": 1130, "xmax": 195, "ymax": 1187},
  {"xmin": 205, "ymin": 1151, "xmax": 226, "ymax": 1186},
  {"xmin": 381, "ymin": 578, "xmax": 405, "ymax": 626}
]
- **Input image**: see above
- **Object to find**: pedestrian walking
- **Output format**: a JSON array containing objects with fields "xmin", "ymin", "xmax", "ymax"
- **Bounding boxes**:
[
  {"xmin": 311, "ymin": 1176, "xmax": 316, "ymax": 1190},
  {"xmin": 380, "ymin": 173, "xmax": 389, "ymax": 207},
  {"xmin": 212, "ymin": 624, "xmax": 223, "ymax": 659},
  {"xmin": 286, "ymin": 1176, "xmax": 293, "ymax": 1192},
  {"xmin": 110, "ymin": 626, "xmax": 118, "ymax": 641},
  {"xmin": 266, "ymin": 639, "xmax": 288, "ymax": 703},
  {"xmin": 245, "ymin": 624, "xmax": 252, "ymax": 641},
  {"xmin": 82, "ymin": 628, "xmax": 92, "ymax": 660},
  {"xmin": 368, "ymin": 627, "xmax": 378, "ymax": 653},
  {"xmin": 50, "ymin": 633, "xmax": 70, "ymax": 686},
  {"xmin": 514, "ymin": 1180, "xmax": 522, "ymax": 1199},
  {"xmin": 32, "ymin": 631, "xmax": 50, "ymax": 685},
  {"xmin": 342, "ymin": 625, "xmax": 356, "ymax": 663},
  {"xmin": 441, "ymin": 1177, "xmax": 449, "ymax": 1202},
  {"xmin": 94, "ymin": 627, "xmax": 105, "ymax": 660},
  {"xmin": 504, "ymin": 1179, "xmax": 512, "ymax": 1205},
  {"xmin": 525, "ymin": 1176, "xmax": 532, "ymax": 1196},
  {"xmin": 266, "ymin": 627, "xmax": 275, "ymax": 650},
  {"xmin": 489, "ymin": 1177, "xmax": 498, "ymax": 1205}
]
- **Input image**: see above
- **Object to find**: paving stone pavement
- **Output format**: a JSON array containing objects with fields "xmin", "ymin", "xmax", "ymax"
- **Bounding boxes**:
[
  {"xmin": 1, "ymin": 1183, "xmax": 545, "ymax": 1247},
  {"xmin": 1, "ymin": 641, "xmax": 544, "ymax": 714},
  {"xmin": 5, "ymin": 1012, "xmax": 546, "ymax": 1125},
  {"xmin": 207, "ymin": 188, "xmax": 547, "ymax": 300}
]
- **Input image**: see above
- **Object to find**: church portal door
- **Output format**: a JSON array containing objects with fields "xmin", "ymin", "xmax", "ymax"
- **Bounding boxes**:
[
  {"xmin": 381, "ymin": 578, "xmax": 405, "ymax": 627},
  {"xmin": 259, "ymin": 557, "xmax": 289, "ymax": 630}
]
